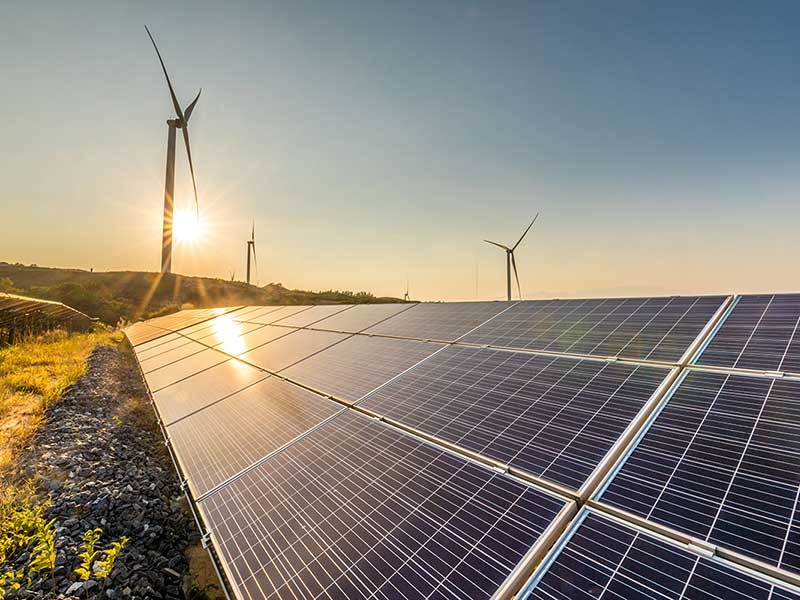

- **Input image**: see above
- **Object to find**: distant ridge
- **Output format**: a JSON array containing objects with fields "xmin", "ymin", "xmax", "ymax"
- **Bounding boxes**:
[{"xmin": 0, "ymin": 263, "xmax": 403, "ymax": 325}]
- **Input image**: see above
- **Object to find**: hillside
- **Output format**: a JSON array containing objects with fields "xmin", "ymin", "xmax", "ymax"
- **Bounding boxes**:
[{"xmin": 0, "ymin": 263, "xmax": 403, "ymax": 325}]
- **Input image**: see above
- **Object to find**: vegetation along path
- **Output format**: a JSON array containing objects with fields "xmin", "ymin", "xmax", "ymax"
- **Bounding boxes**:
[{"xmin": 1, "ymin": 337, "xmax": 223, "ymax": 599}]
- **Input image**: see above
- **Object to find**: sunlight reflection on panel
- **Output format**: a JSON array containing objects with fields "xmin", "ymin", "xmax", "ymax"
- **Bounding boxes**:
[{"xmin": 210, "ymin": 314, "xmax": 247, "ymax": 356}]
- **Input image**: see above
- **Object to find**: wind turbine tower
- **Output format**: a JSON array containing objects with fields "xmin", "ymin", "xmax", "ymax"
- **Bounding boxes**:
[
  {"xmin": 146, "ymin": 26, "xmax": 202, "ymax": 274},
  {"xmin": 484, "ymin": 213, "xmax": 539, "ymax": 301},
  {"xmin": 246, "ymin": 221, "xmax": 258, "ymax": 285}
]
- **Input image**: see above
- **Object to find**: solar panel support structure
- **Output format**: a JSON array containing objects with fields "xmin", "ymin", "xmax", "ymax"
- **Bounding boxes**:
[{"xmin": 490, "ymin": 500, "xmax": 578, "ymax": 600}]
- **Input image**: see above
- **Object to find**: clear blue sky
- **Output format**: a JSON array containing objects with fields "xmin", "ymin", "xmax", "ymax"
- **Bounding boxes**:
[{"xmin": 2, "ymin": 1, "xmax": 799, "ymax": 300}]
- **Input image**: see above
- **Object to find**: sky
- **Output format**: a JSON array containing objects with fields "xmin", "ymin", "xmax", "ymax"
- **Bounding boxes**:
[{"xmin": 2, "ymin": 1, "xmax": 800, "ymax": 301}]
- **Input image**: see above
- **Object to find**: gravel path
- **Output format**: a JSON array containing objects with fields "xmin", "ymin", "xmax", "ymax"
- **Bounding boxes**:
[{"xmin": 8, "ymin": 344, "xmax": 213, "ymax": 599}]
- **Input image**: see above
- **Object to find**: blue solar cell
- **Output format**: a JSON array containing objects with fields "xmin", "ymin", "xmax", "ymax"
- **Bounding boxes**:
[
  {"xmin": 598, "ymin": 370, "xmax": 800, "ymax": 575},
  {"xmin": 360, "ymin": 345, "xmax": 668, "ymax": 490},
  {"xmin": 522, "ymin": 511, "xmax": 800, "ymax": 600},
  {"xmin": 198, "ymin": 410, "xmax": 568, "ymax": 600}
]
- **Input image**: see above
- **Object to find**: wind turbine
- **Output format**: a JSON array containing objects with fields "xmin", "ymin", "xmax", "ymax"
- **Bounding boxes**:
[
  {"xmin": 484, "ymin": 213, "xmax": 539, "ymax": 301},
  {"xmin": 145, "ymin": 25, "xmax": 202, "ymax": 274},
  {"xmin": 246, "ymin": 221, "xmax": 258, "ymax": 285}
]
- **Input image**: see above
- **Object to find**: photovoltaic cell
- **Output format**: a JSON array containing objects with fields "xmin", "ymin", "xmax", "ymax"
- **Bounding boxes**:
[
  {"xmin": 364, "ymin": 301, "xmax": 507, "ymax": 342},
  {"xmin": 282, "ymin": 336, "xmax": 443, "ymax": 403},
  {"xmin": 240, "ymin": 329, "xmax": 350, "ymax": 372},
  {"xmin": 272, "ymin": 305, "xmax": 353, "ymax": 328},
  {"xmin": 307, "ymin": 303, "xmax": 413, "ymax": 333},
  {"xmin": 598, "ymin": 370, "xmax": 800, "ymax": 575},
  {"xmin": 461, "ymin": 296, "xmax": 727, "ymax": 363},
  {"xmin": 523, "ymin": 511, "xmax": 800, "ymax": 600},
  {"xmin": 166, "ymin": 377, "xmax": 343, "ymax": 497},
  {"xmin": 359, "ymin": 345, "xmax": 668, "ymax": 490},
  {"xmin": 143, "ymin": 349, "xmax": 232, "ymax": 393},
  {"xmin": 198, "ymin": 410, "xmax": 568, "ymax": 600},
  {"xmin": 696, "ymin": 294, "xmax": 800, "ymax": 374},
  {"xmin": 152, "ymin": 359, "xmax": 269, "ymax": 425}
]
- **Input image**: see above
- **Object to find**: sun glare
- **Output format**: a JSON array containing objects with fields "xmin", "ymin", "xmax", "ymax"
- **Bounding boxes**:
[{"xmin": 173, "ymin": 209, "xmax": 205, "ymax": 243}]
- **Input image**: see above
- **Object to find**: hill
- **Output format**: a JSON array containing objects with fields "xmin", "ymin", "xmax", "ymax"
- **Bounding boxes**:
[{"xmin": 0, "ymin": 263, "xmax": 403, "ymax": 325}]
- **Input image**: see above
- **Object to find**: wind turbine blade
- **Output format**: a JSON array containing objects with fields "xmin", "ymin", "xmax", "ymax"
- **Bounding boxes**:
[
  {"xmin": 252, "ymin": 243, "xmax": 258, "ymax": 274},
  {"xmin": 145, "ymin": 26, "xmax": 185, "ymax": 122},
  {"xmin": 483, "ymin": 239, "xmax": 510, "ymax": 251},
  {"xmin": 181, "ymin": 126, "xmax": 199, "ymax": 214},
  {"xmin": 184, "ymin": 88, "xmax": 201, "ymax": 123},
  {"xmin": 511, "ymin": 252, "xmax": 521, "ymax": 300},
  {"xmin": 512, "ymin": 213, "xmax": 539, "ymax": 251},
  {"xmin": 251, "ymin": 220, "xmax": 255, "ymax": 242}
]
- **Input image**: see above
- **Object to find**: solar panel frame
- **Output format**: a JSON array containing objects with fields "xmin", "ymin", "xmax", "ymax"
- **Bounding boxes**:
[
  {"xmin": 196, "ymin": 410, "xmax": 576, "ymax": 600},
  {"xmin": 142, "ymin": 348, "xmax": 231, "ymax": 393},
  {"xmin": 593, "ymin": 368, "xmax": 800, "ymax": 578},
  {"xmin": 519, "ymin": 508, "xmax": 800, "ymax": 600}
]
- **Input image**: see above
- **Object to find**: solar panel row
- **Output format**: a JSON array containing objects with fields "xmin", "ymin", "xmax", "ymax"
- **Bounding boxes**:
[{"xmin": 126, "ymin": 294, "xmax": 800, "ymax": 600}]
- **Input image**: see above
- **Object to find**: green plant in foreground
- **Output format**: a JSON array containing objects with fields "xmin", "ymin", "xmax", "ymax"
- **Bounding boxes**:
[
  {"xmin": 94, "ymin": 536, "xmax": 128, "ymax": 579},
  {"xmin": 74, "ymin": 528, "xmax": 102, "ymax": 581}
]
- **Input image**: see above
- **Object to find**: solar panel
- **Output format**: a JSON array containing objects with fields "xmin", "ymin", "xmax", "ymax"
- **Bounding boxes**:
[
  {"xmin": 235, "ymin": 305, "xmax": 312, "ymax": 325},
  {"xmin": 126, "ymin": 322, "xmax": 171, "ymax": 346},
  {"xmin": 307, "ymin": 303, "xmax": 413, "ymax": 333},
  {"xmin": 461, "ymin": 296, "xmax": 727, "ymax": 363},
  {"xmin": 239, "ymin": 329, "xmax": 350, "ymax": 372},
  {"xmin": 359, "ymin": 345, "xmax": 669, "ymax": 491},
  {"xmin": 138, "ymin": 340, "xmax": 209, "ymax": 373},
  {"xmin": 142, "ymin": 348, "xmax": 231, "ymax": 393},
  {"xmin": 272, "ymin": 304, "xmax": 354, "ymax": 328},
  {"xmin": 597, "ymin": 369, "xmax": 800, "ymax": 575},
  {"xmin": 151, "ymin": 359, "xmax": 269, "ymax": 425},
  {"xmin": 217, "ymin": 324, "xmax": 297, "ymax": 356},
  {"xmin": 197, "ymin": 410, "xmax": 571, "ymax": 600},
  {"xmin": 166, "ymin": 377, "xmax": 343, "ymax": 498},
  {"xmin": 281, "ymin": 336, "xmax": 444, "ymax": 403},
  {"xmin": 521, "ymin": 510, "xmax": 800, "ymax": 600},
  {"xmin": 133, "ymin": 332, "xmax": 191, "ymax": 360},
  {"xmin": 696, "ymin": 294, "xmax": 800, "ymax": 374},
  {"xmin": 363, "ymin": 301, "xmax": 507, "ymax": 342}
]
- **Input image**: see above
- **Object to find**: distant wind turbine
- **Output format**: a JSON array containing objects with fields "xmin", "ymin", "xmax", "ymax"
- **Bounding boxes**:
[
  {"xmin": 145, "ymin": 25, "xmax": 202, "ymax": 274},
  {"xmin": 484, "ymin": 213, "xmax": 539, "ymax": 301},
  {"xmin": 246, "ymin": 221, "xmax": 258, "ymax": 285}
]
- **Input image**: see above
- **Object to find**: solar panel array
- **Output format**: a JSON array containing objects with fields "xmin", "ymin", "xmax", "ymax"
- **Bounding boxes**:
[{"xmin": 126, "ymin": 293, "xmax": 800, "ymax": 600}]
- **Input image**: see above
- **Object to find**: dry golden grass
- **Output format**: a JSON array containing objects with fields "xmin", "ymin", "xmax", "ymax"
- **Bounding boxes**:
[{"xmin": 0, "ymin": 329, "xmax": 121, "ymax": 474}]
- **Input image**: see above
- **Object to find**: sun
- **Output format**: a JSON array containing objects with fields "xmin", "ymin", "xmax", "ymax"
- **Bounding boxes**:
[{"xmin": 172, "ymin": 209, "xmax": 205, "ymax": 243}]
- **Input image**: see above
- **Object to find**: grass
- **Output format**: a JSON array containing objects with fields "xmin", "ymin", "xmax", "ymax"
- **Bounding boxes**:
[{"xmin": 0, "ymin": 328, "xmax": 121, "ymax": 475}]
